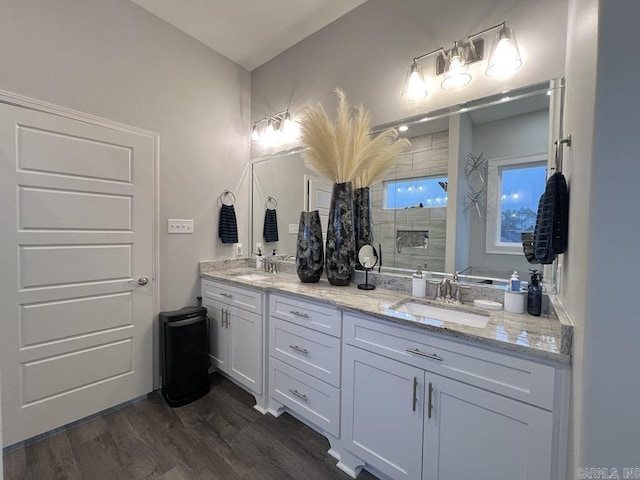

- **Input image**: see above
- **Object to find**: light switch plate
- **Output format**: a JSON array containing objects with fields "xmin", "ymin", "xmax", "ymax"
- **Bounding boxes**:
[
  {"xmin": 289, "ymin": 224, "xmax": 299, "ymax": 234},
  {"xmin": 168, "ymin": 219, "xmax": 194, "ymax": 234}
]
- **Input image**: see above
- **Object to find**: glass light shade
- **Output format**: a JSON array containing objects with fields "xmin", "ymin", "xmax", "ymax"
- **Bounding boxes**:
[
  {"xmin": 251, "ymin": 124, "xmax": 260, "ymax": 142},
  {"xmin": 441, "ymin": 47, "xmax": 472, "ymax": 90},
  {"xmin": 486, "ymin": 26, "xmax": 522, "ymax": 78},
  {"xmin": 281, "ymin": 113, "xmax": 299, "ymax": 142},
  {"xmin": 261, "ymin": 119, "xmax": 276, "ymax": 147},
  {"xmin": 402, "ymin": 62, "xmax": 428, "ymax": 101}
]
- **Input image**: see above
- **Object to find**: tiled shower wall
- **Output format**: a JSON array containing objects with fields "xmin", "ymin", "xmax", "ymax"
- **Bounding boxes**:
[{"xmin": 370, "ymin": 130, "xmax": 449, "ymax": 272}]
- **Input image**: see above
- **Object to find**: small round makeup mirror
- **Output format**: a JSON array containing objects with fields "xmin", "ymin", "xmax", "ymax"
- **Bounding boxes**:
[{"xmin": 357, "ymin": 244, "xmax": 378, "ymax": 290}]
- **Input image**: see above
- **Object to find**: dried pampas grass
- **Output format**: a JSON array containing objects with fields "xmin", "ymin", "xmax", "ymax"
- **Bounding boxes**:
[{"xmin": 299, "ymin": 89, "xmax": 409, "ymax": 184}]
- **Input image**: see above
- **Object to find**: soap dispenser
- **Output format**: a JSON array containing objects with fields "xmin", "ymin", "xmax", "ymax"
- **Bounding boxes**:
[
  {"xmin": 255, "ymin": 247, "xmax": 263, "ymax": 270},
  {"xmin": 509, "ymin": 271, "xmax": 521, "ymax": 291},
  {"xmin": 412, "ymin": 267, "xmax": 426, "ymax": 298},
  {"xmin": 527, "ymin": 270, "xmax": 542, "ymax": 316}
]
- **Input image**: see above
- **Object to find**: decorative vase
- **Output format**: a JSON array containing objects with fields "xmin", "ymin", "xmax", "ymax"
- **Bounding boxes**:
[
  {"xmin": 295, "ymin": 210, "xmax": 324, "ymax": 283},
  {"xmin": 326, "ymin": 182, "xmax": 355, "ymax": 286},
  {"xmin": 354, "ymin": 186, "xmax": 372, "ymax": 253}
]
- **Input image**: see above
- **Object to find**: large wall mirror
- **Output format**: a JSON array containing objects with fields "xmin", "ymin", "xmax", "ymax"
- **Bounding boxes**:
[{"xmin": 250, "ymin": 78, "xmax": 563, "ymax": 288}]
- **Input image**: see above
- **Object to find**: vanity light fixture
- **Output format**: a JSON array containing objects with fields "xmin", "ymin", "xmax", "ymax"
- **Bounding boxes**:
[
  {"xmin": 402, "ymin": 21, "xmax": 522, "ymax": 101},
  {"xmin": 250, "ymin": 109, "xmax": 298, "ymax": 146}
]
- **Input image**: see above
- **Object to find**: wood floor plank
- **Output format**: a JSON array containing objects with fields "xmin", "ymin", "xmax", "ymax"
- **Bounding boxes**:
[{"xmin": 3, "ymin": 373, "xmax": 379, "ymax": 480}]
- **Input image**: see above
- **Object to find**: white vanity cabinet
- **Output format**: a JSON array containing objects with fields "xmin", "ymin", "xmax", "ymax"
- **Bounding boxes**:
[
  {"xmin": 341, "ymin": 313, "xmax": 568, "ymax": 480},
  {"xmin": 268, "ymin": 293, "xmax": 342, "ymax": 440},
  {"xmin": 201, "ymin": 279, "xmax": 265, "ymax": 408}
]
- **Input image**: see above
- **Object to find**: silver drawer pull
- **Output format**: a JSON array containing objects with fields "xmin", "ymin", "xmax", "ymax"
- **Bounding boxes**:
[
  {"xmin": 289, "ymin": 310, "xmax": 309, "ymax": 319},
  {"xmin": 220, "ymin": 292, "xmax": 233, "ymax": 298},
  {"xmin": 289, "ymin": 345, "xmax": 309, "ymax": 355},
  {"xmin": 406, "ymin": 348, "xmax": 444, "ymax": 362},
  {"xmin": 288, "ymin": 389, "xmax": 308, "ymax": 402}
]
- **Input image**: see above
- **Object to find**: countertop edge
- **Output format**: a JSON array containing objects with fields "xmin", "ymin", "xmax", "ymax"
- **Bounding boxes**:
[{"xmin": 200, "ymin": 271, "xmax": 571, "ymax": 364}]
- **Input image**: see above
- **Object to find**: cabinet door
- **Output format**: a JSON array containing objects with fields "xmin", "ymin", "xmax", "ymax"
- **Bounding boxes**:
[
  {"xmin": 342, "ymin": 345, "xmax": 424, "ymax": 480},
  {"xmin": 202, "ymin": 298, "xmax": 228, "ymax": 372},
  {"xmin": 423, "ymin": 373, "xmax": 553, "ymax": 480},
  {"xmin": 228, "ymin": 306, "xmax": 263, "ymax": 393}
]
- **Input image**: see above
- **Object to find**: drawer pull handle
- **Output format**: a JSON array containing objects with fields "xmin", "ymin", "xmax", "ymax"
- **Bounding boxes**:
[
  {"xmin": 427, "ymin": 382, "xmax": 434, "ymax": 419},
  {"xmin": 412, "ymin": 377, "xmax": 418, "ymax": 412},
  {"xmin": 288, "ymin": 389, "xmax": 308, "ymax": 402},
  {"xmin": 220, "ymin": 292, "xmax": 233, "ymax": 299},
  {"xmin": 290, "ymin": 310, "xmax": 309, "ymax": 319},
  {"xmin": 406, "ymin": 348, "xmax": 444, "ymax": 362},
  {"xmin": 289, "ymin": 345, "xmax": 309, "ymax": 355}
]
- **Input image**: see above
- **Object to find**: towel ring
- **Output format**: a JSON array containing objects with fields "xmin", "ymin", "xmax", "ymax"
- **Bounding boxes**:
[
  {"xmin": 219, "ymin": 190, "xmax": 236, "ymax": 206},
  {"xmin": 265, "ymin": 196, "xmax": 278, "ymax": 209}
]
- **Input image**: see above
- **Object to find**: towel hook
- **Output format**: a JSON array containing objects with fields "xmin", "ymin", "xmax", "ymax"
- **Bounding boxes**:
[
  {"xmin": 265, "ymin": 195, "xmax": 278, "ymax": 209},
  {"xmin": 219, "ymin": 189, "xmax": 236, "ymax": 206},
  {"xmin": 553, "ymin": 135, "xmax": 572, "ymax": 173}
]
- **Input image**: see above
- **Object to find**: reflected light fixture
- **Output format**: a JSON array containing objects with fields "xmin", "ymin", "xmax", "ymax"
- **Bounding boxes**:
[
  {"xmin": 440, "ymin": 41, "xmax": 472, "ymax": 90},
  {"xmin": 485, "ymin": 24, "xmax": 522, "ymax": 78},
  {"xmin": 401, "ymin": 61, "xmax": 428, "ymax": 102}
]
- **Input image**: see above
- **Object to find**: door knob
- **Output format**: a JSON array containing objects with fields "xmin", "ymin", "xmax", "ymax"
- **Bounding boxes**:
[{"xmin": 130, "ymin": 276, "xmax": 149, "ymax": 285}]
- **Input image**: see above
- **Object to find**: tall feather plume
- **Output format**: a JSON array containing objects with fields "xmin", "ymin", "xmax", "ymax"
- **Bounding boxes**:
[{"xmin": 299, "ymin": 89, "xmax": 410, "ymax": 184}]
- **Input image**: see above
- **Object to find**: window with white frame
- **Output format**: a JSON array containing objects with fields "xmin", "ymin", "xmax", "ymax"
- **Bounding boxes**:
[
  {"xmin": 485, "ymin": 154, "xmax": 547, "ymax": 254},
  {"xmin": 384, "ymin": 176, "xmax": 448, "ymax": 209}
]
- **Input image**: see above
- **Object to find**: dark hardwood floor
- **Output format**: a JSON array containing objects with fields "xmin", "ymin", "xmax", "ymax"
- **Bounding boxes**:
[{"xmin": 3, "ymin": 373, "xmax": 378, "ymax": 480}]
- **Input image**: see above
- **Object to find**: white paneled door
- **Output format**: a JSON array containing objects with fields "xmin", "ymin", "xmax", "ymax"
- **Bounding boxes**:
[{"xmin": 0, "ymin": 101, "xmax": 156, "ymax": 446}]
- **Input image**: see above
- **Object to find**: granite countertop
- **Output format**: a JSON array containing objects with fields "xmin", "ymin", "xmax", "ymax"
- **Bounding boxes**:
[{"xmin": 200, "ymin": 261, "xmax": 572, "ymax": 364}]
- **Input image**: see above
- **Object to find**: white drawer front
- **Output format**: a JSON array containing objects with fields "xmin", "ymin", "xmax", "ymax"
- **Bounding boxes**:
[
  {"xmin": 270, "ymin": 318, "xmax": 341, "ymax": 387},
  {"xmin": 270, "ymin": 294, "xmax": 341, "ymax": 337},
  {"xmin": 270, "ymin": 358, "xmax": 340, "ymax": 437},
  {"xmin": 201, "ymin": 279, "xmax": 262, "ymax": 314},
  {"xmin": 343, "ymin": 313, "xmax": 556, "ymax": 410}
]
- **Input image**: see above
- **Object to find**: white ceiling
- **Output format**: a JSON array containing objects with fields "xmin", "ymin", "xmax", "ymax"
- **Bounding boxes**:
[{"xmin": 130, "ymin": 0, "xmax": 368, "ymax": 71}]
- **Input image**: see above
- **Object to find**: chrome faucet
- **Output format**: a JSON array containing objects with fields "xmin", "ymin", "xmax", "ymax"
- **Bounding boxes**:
[{"xmin": 263, "ymin": 257, "xmax": 278, "ymax": 274}]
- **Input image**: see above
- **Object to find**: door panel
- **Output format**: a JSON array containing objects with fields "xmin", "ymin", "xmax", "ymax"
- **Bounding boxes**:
[
  {"xmin": 19, "ymin": 187, "xmax": 132, "ymax": 230},
  {"xmin": 0, "ymin": 102, "xmax": 155, "ymax": 446},
  {"xmin": 423, "ymin": 373, "xmax": 553, "ymax": 480},
  {"xmin": 229, "ymin": 306, "xmax": 262, "ymax": 393},
  {"xmin": 342, "ymin": 345, "xmax": 424, "ymax": 480},
  {"xmin": 203, "ymin": 298, "xmax": 227, "ymax": 370},
  {"xmin": 306, "ymin": 174, "xmax": 332, "ymax": 237}
]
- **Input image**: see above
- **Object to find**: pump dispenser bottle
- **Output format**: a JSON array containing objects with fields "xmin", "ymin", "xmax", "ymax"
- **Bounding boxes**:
[{"xmin": 527, "ymin": 270, "xmax": 542, "ymax": 316}]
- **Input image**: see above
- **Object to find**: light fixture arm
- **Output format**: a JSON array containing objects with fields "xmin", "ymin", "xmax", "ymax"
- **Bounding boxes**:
[
  {"xmin": 413, "ymin": 47, "xmax": 445, "ymax": 64},
  {"xmin": 467, "ymin": 21, "xmax": 506, "ymax": 41}
]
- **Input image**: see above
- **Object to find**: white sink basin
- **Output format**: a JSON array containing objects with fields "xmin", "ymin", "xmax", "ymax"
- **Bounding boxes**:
[
  {"xmin": 232, "ymin": 273, "xmax": 270, "ymax": 282},
  {"xmin": 387, "ymin": 301, "xmax": 489, "ymax": 329}
]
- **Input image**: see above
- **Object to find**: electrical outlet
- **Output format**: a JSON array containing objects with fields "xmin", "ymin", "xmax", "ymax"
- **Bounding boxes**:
[
  {"xmin": 289, "ymin": 224, "xmax": 299, "ymax": 234},
  {"xmin": 168, "ymin": 219, "xmax": 194, "ymax": 234}
]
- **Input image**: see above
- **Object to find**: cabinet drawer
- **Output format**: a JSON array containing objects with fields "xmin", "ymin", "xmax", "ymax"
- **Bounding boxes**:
[
  {"xmin": 270, "ymin": 358, "xmax": 340, "ymax": 437},
  {"xmin": 201, "ymin": 279, "xmax": 262, "ymax": 314},
  {"xmin": 270, "ymin": 318, "xmax": 341, "ymax": 387},
  {"xmin": 270, "ymin": 294, "xmax": 341, "ymax": 337},
  {"xmin": 343, "ymin": 313, "xmax": 556, "ymax": 410}
]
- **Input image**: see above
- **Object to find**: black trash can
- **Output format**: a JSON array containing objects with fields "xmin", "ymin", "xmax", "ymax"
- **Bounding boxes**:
[{"xmin": 160, "ymin": 306, "xmax": 210, "ymax": 407}]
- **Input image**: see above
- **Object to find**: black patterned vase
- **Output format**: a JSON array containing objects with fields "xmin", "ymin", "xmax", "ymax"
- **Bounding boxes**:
[
  {"xmin": 354, "ymin": 186, "xmax": 372, "ymax": 253},
  {"xmin": 325, "ymin": 181, "xmax": 355, "ymax": 286},
  {"xmin": 295, "ymin": 210, "xmax": 324, "ymax": 283}
]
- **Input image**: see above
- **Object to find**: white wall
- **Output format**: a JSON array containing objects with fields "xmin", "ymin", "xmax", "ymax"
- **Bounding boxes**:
[
  {"xmin": 563, "ymin": 0, "xmax": 640, "ymax": 475},
  {"xmin": 252, "ymin": 0, "xmax": 567, "ymax": 129},
  {"xmin": 0, "ymin": 0, "xmax": 251, "ymax": 312}
]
